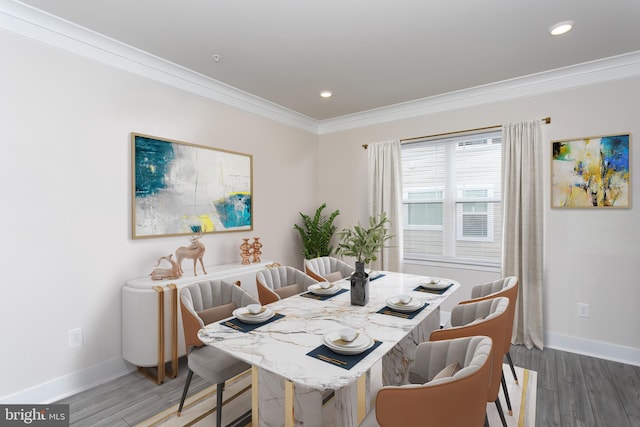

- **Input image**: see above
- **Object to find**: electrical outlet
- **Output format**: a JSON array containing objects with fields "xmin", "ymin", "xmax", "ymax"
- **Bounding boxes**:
[
  {"xmin": 68, "ymin": 328, "xmax": 83, "ymax": 347},
  {"xmin": 577, "ymin": 303, "xmax": 590, "ymax": 318}
]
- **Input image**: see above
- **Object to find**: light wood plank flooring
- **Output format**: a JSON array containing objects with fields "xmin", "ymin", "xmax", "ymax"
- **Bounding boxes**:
[{"xmin": 58, "ymin": 346, "xmax": 640, "ymax": 426}]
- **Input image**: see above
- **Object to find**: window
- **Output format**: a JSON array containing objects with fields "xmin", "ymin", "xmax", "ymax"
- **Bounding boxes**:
[{"xmin": 401, "ymin": 130, "xmax": 502, "ymax": 268}]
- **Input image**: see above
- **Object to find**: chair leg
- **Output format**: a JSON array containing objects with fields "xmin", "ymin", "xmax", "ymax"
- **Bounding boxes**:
[
  {"xmin": 506, "ymin": 351, "xmax": 519, "ymax": 384},
  {"xmin": 500, "ymin": 371, "xmax": 513, "ymax": 416},
  {"xmin": 216, "ymin": 382, "xmax": 225, "ymax": 427},
  {"xmin": 495, "ymin": 398, "xmax": 508, "ymax": 427},
  {"xmin": 177, "ymin": 369, "xmax": 194, "ymax": 416}
]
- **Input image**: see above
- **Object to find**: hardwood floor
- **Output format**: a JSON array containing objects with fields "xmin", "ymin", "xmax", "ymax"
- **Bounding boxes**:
[
  {"xmin": 58, "ymin": 346, "xmax": 640, "ymax": 426},
  {"xmin": 509, "ymin": 345, "xmax": 640, "ymax": 427}
]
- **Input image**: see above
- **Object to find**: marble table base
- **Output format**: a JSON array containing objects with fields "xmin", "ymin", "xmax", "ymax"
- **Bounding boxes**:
[
  {"xmin": 253, "ymin": 366, "xmax": 371, "ymax": 427},
  {"xmin": 381, "ymin": 306, "xmax": 440, "ymax": 386}
]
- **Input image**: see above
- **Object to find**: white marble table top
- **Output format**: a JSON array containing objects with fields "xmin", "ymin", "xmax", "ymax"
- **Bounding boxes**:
[{"xmin": 199, "ymin": 271, "xmax": 459, "ymax": 391}]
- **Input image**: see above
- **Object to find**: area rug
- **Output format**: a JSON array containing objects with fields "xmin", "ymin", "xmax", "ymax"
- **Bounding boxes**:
[
  {"xmin": 138, "ymin": 364, "xmax": 536, "ymax": 426},
  {"xmin": 487, "ymin": 365, "xmax": 537, "ymax": 427}
]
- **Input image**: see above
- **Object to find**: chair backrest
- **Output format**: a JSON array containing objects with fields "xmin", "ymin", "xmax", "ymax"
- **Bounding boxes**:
[
  {"xmin": 430, "ymin": 297, "xmax": 509, "ymax": 403},
  {"xmin": 461, "ymin": 276, "xmax": 518, "ymax": 354},
  {"xmin": 255, "ymin": 265, "xmax": 318, "ymax": 305},
  {"xmin": 180, "ymin": 279, "xmax": 259, "ymax": 352},
  {"xmin": 373, "ymin": 336, "xmax": 493, "ymax": 427},
  {"xmin": 304, "ymin": 256, "xmax": 355, "ymax": 282}
]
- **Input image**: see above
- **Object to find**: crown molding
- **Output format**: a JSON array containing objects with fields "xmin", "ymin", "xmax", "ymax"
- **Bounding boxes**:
[
  {"xmin": 3, "ymin": 1, "xmax": 640, "ymax": 137},
  {"xmin": 318, "ymin": 50, "xmax": 640, "ymax": 134},
  {"xmin": 0, "ymin": 0, "xmax": 319, "ymax": 134}
]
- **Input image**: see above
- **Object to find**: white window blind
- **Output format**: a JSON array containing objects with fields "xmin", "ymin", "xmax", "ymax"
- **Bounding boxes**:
[{"xmin": 401, "ymin": 129, "xmax": 502, "ymax": 268}]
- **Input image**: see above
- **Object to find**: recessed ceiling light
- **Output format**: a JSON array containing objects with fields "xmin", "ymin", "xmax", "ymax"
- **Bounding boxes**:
[
  {"xmin": 320, "ymin": 90, "xmax": 332, "ymax": 98},
  {"xmin": 549, "ymin": 21, "xmax": 574, "ymax": 36}
]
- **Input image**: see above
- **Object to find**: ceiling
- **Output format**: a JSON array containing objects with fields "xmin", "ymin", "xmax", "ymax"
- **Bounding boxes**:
[{"xmin": 16, "ymin": 0, "xmax": 640, "ymax": 121}]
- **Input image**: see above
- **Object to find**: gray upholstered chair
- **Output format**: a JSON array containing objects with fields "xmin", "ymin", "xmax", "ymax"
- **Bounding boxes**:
[
  {"xmin": 304, "ymin": 256, "xmax": 355, "ymax": 282},
  {"xmin": 460, "ymin": 276, "xmax": 518, "ymax": 415},
  {"xmin": 255, "ymin": 265, "xmax": 318, "ymax": 305},
  {"xmin": 178, "ymin": 279, "xmax": 258, "ymax": 426},
  {"xmin": 429, "ymin": 297, "xmax": 510, "ymax": 427},
  {"xmin": 360, "ymin": 335, "xmax": 493, "ymax": 427}
]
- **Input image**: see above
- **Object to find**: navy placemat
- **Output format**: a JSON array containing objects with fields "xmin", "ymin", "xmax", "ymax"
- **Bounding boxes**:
[
  {"xmin": 307, "ymin": 340, "xmax": 383, "ymax": 370},
  {"xmin": 376, "ymin": 302, "xmax": 430, "ymax": 319},
  {"xmin": 300, "ymin": 288, "xmax": 349, "ymax": 301},
  {"xmin": 413, "ymin": 283, "xmax": 455, "ymax": 295},
  {"xmin": 220, "ymin": 313, "xmax": 285, "ymax": 333}
]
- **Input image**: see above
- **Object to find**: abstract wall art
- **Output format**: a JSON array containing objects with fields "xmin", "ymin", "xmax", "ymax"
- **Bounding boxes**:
[
  {"xmin": 551, "ymin": 133, "xmax": 630, "ymax": 208},
  {"xmin": 132, "ymin": 133, "xmax": 253, "ymax": 238}
]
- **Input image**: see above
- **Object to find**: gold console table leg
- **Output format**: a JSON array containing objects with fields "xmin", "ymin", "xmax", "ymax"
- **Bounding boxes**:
[
  {"xmin": 167, "ymin": 283, "xmax": 178, "ymax": 379},
  {"xmin": 137, "ymin": 285, "xmax": 165, "ymax": 384}
]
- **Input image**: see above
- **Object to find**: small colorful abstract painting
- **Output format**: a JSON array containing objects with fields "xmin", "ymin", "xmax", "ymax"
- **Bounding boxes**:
[
  {"xmin": 551, "ymin": 133, "xmax": 630, "ymax": 208},
  {"xmin": 132, "ymin": 133, "xmax": 253, "ymax": 238}
]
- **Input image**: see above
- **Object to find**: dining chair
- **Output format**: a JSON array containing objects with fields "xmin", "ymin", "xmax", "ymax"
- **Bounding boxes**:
[
  {"xmin": 255, "ymin": 265, "xmax": 318, "ymax": 305},
  {"xmin": 304, "ymin": 256, "xmax": 355, "ymax": 283},
  {"xmin": 429, "ymin": 297, "xmax": 510, "ymax": 427},
  {"xmin": 178, "ymin": 279, "xmax": 258, "ymax": 426},
  {"xmin": 360, "ymin": 335, "xmax": 493, "ymax": 427},
  {"xmin": 460, "ymin": 276, "xmax": 519, "ymax": 415}
]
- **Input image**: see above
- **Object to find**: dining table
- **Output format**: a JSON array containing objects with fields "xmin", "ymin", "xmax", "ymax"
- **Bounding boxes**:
[{"xmin": 198, "ymin": 270, "xmax": 459, "ymax": 427}]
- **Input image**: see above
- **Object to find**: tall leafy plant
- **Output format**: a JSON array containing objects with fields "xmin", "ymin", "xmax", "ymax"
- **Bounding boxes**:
[
  {"xmin": 336, "ymin": 213, "xmax": 392, "ymax": 265},
  {"xmin": 293, "ymin": 203, "xmax": 340, "ymax": 259}
]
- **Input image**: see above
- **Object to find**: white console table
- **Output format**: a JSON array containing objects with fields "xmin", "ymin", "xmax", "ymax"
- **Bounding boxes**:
[{"xmin": 122, "ymin": 260, "xmax": 274, "ymax": 383}]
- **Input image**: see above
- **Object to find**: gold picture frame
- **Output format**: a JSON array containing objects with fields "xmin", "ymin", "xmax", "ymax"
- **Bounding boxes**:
[
  {"xmin": 132, "ymin": 133, "xmax": 253, "ymax": 238},
  {"xmin": 551, "ymin": 133, "xmax": 630, "ymax": 208}
]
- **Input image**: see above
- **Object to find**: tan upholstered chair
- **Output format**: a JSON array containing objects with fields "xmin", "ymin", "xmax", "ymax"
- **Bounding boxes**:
[
  {"xmin": 178, "ymin": 280, "xmax": 258, "ymax": 426},
  {"xmin": 304, "ymin": 256, "xmax": 354, "ymax": 283},
  {"xmin": 430, "ymin": 297, "xmax": 510, "ymax": 427},
  {"xmin": 360, "ymin": 335, "xmax": 493, "ymax": 427},
  {"xmin": 460, "ymin": 276, "xmax": 519, "ymax": 415},
  {"xmin": 255, "ymin": 265, "xmax": 318, "ymax": 305}
]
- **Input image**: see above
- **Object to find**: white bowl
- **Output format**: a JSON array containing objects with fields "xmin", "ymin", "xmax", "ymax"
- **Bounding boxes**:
[
  {"xmin": 397, "ymin": 294, "xmax": 412, "ymax": 304},
  {"xmin": 246, "ymin": 304, "xmax": 262, "ymax": 314},
  {"xmin": 338, "ymin": 327, "xmax": 358, "ymax": 342},
  {"xmin": 319, "ymin": 282, "xmax": 332, "ymax": 289}
]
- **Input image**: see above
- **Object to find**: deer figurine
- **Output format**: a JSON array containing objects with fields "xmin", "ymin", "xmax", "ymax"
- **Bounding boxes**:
[
  {"xmin": 176, "ymin": 231, "xmax": 207, "ymax": 276},
  {"xmin": 149, "ymin": 254, "xmax": 182, "ymax": 280}
]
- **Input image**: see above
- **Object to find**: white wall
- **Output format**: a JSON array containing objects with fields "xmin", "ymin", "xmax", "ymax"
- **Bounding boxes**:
[
  {"xmin": 319, "ymin": 76, "xmax": 640, "ymax": 364},
  {"xmin": 0, "ymin": 32, "xmax": 318, "ymax": 401}
]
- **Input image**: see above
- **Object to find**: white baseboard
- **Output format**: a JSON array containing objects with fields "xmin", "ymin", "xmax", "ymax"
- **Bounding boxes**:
[
  {"xmin": 545, "ymin": 332, "xmax": 640, "ymax": 367},
  {"xmin": 0, "ymin": 357, "xmax": 135, "ymax": 404}
]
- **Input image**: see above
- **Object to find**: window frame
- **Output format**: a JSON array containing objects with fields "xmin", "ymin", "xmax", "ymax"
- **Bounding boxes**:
[{"xmin": 401, "ymin": 129, "xmax": 503, "ymax": 269}]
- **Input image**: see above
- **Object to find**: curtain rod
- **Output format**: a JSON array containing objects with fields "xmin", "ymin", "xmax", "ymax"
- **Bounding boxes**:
[{"xmin": 362, "ymin": 116, "xmax": 551, "ymax": 149}]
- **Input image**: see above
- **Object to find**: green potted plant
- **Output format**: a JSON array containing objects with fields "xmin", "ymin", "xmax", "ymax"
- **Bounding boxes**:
[
  {"xmin": 336, "ymin": 213, "xmax": 392, "ymax": 305},
  {"xmin": 293, "ymin": 203, "xmax": 340, "ymax": 259}
]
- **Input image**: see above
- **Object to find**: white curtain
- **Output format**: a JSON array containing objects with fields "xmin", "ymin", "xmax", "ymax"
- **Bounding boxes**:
[
  {"xmin": 368, "ymin": 140, "xmax": 403, "ymax": 272},
  {"xmin": 502, "ymin": 120, "xmax": 544, "ymax": 350}
]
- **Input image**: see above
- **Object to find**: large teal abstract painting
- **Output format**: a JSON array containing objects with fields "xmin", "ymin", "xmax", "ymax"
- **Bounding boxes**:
[
  {"xmin": 132, "ymin": 133, "xmax": 252, "ymax": 238},
  {"xmin": 551, "ymin": 134, "xmax": 630, "ymax": 208}
]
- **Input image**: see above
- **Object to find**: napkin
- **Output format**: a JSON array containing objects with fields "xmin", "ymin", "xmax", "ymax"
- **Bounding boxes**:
[
  {"xmin": 413, "ymin": 283, "xmax": 454, "ymax": 295},
  {"xmin": 307, "ymin": 340, "xmax": 383, "ymax": 370},
  {"xmin": 220, "ymin": 313, "xmax": 285, "ymax": 333},
  {"xmin": 300, "ymin": 288, "xmax": 349, "ymax": 301},
  {"xmin": 377, "ymin": 303, "xmax": 430, "ymax": 320}
]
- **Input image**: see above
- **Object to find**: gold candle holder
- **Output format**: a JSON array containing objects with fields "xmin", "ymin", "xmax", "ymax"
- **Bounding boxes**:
[
  {"xmin": 240, "ymin": 238, "xmax": 252, "ymax": 265},
  {"xmin": 252, "ymin": 237, "xmax": 262, "ymax": 263}
]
